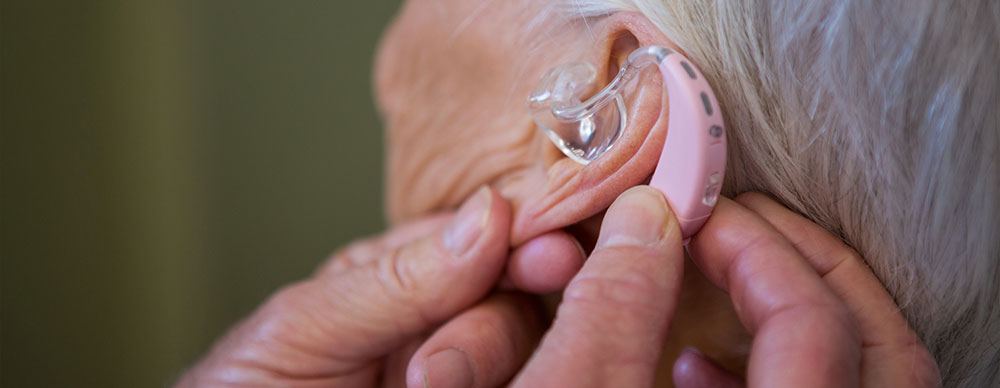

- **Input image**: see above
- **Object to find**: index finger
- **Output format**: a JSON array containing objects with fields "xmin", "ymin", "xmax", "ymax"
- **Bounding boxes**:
[{"xmin": 688, "ymin": 197, "xmax": 861, "ymax": 387}]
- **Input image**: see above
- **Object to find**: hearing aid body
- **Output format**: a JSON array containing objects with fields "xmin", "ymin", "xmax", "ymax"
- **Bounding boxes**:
[
  {"xmin": 529, "ymin": 46, "xmax": 726, "ymax": 238},
  {"xmin": 648, "ymin": 47, "xmax": 725, "ymax": 237}
]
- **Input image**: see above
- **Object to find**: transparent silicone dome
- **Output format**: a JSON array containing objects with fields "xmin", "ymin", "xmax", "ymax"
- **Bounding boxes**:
[{"xmin": 528, "ymin": 46, "xmax": 671, "ymax": 164}]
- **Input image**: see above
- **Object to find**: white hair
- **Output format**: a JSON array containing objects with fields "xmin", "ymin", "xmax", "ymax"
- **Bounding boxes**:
[{"xmin": 568, "ymin": 1, "xmax": 999, "ymax": 386}]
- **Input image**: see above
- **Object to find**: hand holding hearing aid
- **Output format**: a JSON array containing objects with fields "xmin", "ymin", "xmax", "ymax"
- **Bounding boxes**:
[
  {"xmin": 174, "ymin": 182, "xmax": 684, "ymax": 388},
  {"xmin": 175, "ymin": 187, "xmax": 936, "ymax": 388},
  {"xmin": 178, "ymin": 47, "xmax": 935, "ymax": 388},
  {"xmin": 516, "ymin": 190, "xmax": 938, "ymax": 388},
  {"xmin": 515, "ymin": 46, "xmax": 936, "ymax": 387}
]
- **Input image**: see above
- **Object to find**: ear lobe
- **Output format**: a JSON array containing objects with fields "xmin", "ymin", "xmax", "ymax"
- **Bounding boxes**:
[{"xmin": 506, "ymin": 13, "xmax": 678, "ymax": 245}]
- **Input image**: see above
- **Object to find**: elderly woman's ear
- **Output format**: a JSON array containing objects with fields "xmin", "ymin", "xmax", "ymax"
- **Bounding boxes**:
[
  {"xmin": 505, "ymin": 13, "xmax": 681, "ymax": 245},
  {"xmin": 378, "ymin": 8, "xmax": 683, "ymax": 247}
]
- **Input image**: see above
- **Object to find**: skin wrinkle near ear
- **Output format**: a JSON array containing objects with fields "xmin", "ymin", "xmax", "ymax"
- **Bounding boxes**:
[
  {"xmin": 382, "ymin": 6, "xmax": 678, "ymax": 243},
  {"xmin": 391, "ymin": 117, "xmax": 537, "ymax": 224},
  {"xmin": 377, "ymin": 4, "xmax": 757, "ymax": 386},
  {"xmin": 381, "ymin": 0, "xmax": 562, "ymax": 224},
  {"xmin": 382, "ymin": 0, "xmax": 607, "ymax": 224}
]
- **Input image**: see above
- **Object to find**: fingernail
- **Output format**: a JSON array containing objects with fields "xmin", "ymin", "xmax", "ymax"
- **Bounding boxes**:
[
  {"xmin": 596, "ymin": 186, "xmax": 672, "ymax": 249},
  {"xmin": 423, "ymin": 347, "xmax": 474, "ymax": 388},
  {"xmin": 682, "ymin": 346, "xmax": 704, "ymax": 356},
  {"xmin": 444, "ymin": 187, "xmax": 491, "ymax": 257}
]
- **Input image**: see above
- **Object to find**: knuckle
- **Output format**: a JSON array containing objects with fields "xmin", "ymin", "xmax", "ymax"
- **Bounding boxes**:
[
  {"xmin": 320, "ymin": 236, "xmax": 386, "ymax": 275},
  {"xmin": 839, "ymin": 249, "xmax": 864, "ymax": 269},
  {"xmin": 820, "ymin": 246, "xmax": 865, "ymax": 278},
  {"xmin": 374, "ymin": 246, "xmax": 420, "ymax": 300},
  {"xmin": 319, "ymin": 251, "xmax": 353, "ymax": 275},
  {"xmin": 342, "ymin": 236, "xmax": 384, "ymax": 262}
]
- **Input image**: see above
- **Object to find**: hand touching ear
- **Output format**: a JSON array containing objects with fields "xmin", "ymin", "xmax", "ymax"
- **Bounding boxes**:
[
  {"xmin": 179, "ymin": 187, "xmax": 938, "ymax": 388},
  {"xmin": 177, "ymin": 185, "xmax": 687, "ymax": 388},
  {"xmin": 509, "ymin": 186, "xmax": 686, "ymax": 386},
  {"xmin": 402, "ymin": 190, "xmax": 940, "ymax": 388},
  {"xmin": 403, "ymin": 186, "xmax": 687, "ymax": 387},
  {"xmin": 176, "ymin": 187, "xmax": 586, "ymax": 387}
]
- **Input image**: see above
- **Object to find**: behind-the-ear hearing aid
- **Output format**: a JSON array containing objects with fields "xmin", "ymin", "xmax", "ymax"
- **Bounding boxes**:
[{"xmin": 528, "ymin": 46, "xmax": 726, "ymax": 238}]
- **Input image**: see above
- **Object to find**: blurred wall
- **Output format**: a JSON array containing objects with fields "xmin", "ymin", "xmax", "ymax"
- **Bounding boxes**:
[{"xmin": 2, "ymin": 1, "xmax": 401, "ymax": 386}]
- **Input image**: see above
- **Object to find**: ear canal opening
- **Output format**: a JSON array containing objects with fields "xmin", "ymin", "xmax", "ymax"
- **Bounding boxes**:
[{"xmin": 608, "ymin": 33, "xmax": 640, "ymax": 79}]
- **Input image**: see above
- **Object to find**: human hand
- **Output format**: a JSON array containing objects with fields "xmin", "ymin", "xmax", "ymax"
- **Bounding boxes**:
[
  {"xmin": 179, "ymin": 185, "xmax": 940, "ymax": 388},
  {"xmin": 502, "ymin": 185, "xmax": 688, "ymax": 387},
  {"xmin": 402, "ymin": 185, "xmax": 688, "ymax": 387},
  {"xmin": 407, "ymin": 190, "xmax": 941, "ymax": 388},
  {"xmin": 673, "ymin": 193, "xmax": 940, "ymax": 387},
  {"xmin": 175, "ymin": 186, "xmax": 587, "ymax": 387}
]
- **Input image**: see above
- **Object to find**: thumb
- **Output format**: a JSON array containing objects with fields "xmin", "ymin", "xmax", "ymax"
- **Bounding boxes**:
[
  {"xmin": 203, "ymin": 187, "xmax": 512, "ymax": 379},
  {"xmin": 513, "ymin": 186, "xmax": 685, "ymax": 387}
]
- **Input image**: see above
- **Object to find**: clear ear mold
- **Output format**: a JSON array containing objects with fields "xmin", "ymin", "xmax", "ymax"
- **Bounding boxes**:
[
  {"xmin": 527, "ymin": 62, "xmax": 625, "ymax": 164},
  {"xmin": 528, "ymin": 46, "xmax": 668, "ymax": 164},
  {"xmin": 528, "ymin": 46, "xmax": 727, "ymax": 237}
]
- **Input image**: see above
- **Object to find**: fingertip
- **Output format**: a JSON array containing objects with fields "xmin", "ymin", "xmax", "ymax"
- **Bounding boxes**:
[
  {"xmin": 596, "ymin": 185, "xmax": 680, "ymax": 249},
  {"xmin": 467, "ymin": 186, "xmax": 514, "ymax": 275},
  {"xmin": 673, "ymin": 347, "xmax": 744, "ymax": 388},
  {"xmin": 444, "ymin": 186, "xmax": 511, "ymax": 260},
  {"xmin": 482, "ymin": 186, "xmax": 512, "ymax": 229},
  {"xmin": 407, "ymin": 293, "xmax": 542, "ymax": 388},
  {"xmin": 672, "ymin": 347, "xmax": 700, "ymax": 387},
  {"xmin": 513, "ymin": 187, "xmax": 687, "ymax": 386},
  {"xmin": 436, "ymin": 184, "xmax": 514, "ymax": 295},
  {"xmin": 506, "ymin": 230, "xmax": 585, "ymax": 293},
  {"xmin": 479, "ymin": 186, "xmax": 513, "ymax": 255},
  {"xmin": 421, "ymin": 348, "xmax": 475, "ymax": 388},
  {"xmin": 434, "ymin": 186, "xmax": 512, "ymax": 291}
]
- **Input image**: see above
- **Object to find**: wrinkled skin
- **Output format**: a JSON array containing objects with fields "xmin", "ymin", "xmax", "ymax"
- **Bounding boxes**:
[
  {"xmin": 375, "ymin": 0, "xmax": 750, "ymax": 379},
  {"xmin": 377, "ymin": 0, "xmax": 667, "ymax": 243},
  {"xmin": 177, "ymin": 0, "xmax": 940, "ymax": 387}
]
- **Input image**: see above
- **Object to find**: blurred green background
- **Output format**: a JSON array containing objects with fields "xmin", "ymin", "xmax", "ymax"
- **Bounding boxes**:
[{"xmin": 2, "ymin": 1, "xmax": 402, "ymax": 386}]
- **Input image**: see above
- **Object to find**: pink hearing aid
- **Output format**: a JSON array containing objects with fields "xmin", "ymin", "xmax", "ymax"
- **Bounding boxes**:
[{"xmin": 529, "ymin": 46, "xmax": 726, "ymax": 238}]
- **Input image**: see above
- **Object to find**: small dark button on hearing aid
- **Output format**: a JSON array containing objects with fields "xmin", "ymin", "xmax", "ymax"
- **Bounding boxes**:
[
  {"xmin": 680, "ymin": 61, "xmax": 697, "ymax": 79},
  {"xmin": 709, "ymin": 125, "xmax": 723, "ymax": 138},
  {"xmin": 700, "ymin": 92, "xmax": 713, "ymax": 116}
]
